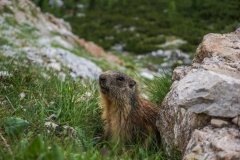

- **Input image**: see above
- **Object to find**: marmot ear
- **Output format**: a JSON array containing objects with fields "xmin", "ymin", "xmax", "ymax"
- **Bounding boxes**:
[{"xmin": 129, "ymin": 80, "xmax": 136, "ymax": 87}]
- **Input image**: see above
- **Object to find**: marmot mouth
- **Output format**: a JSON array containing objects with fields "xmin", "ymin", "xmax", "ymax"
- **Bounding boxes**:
[{"xmin": 100, "ymin": 86, "xmax": 109, "ymax": 94}]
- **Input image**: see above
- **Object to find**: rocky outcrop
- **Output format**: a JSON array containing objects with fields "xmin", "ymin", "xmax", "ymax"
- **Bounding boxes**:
[
  {"xmin": 0, "ymin": 0, "xmax": 123, "ymax": 79},
  {"xmin": 23, "ymin": 47, "xmax": 101, "ymax": 79},
  {"xmin": 0, "ymin": 0, "xmax": 101, "ymax": 79},
  {"xmin": 156, "ymin": 69, "xmax": 211, "ymax": 154},
  {"xmin": 16, "ymin": 0, "xmax": 123, "ymax": 65},
  {"xmin": 157, "ymin": 28, "xmax": 240, "ymax": 159}
]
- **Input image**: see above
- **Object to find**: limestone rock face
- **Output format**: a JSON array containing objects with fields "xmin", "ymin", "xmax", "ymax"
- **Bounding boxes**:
[
  {"xmin": 156, "ymin": 67, "xmax": 211, "ymax": 154},
  {"xmin": 178, "ymin": 69, "xmax": 240, "ymax": 117},
  {"xmin": 156, "ymin": 80, "xmax": 210, "ymax": 154},
  {"xmin": 157, "ymin": 28, "xmax": 240, "ymax": 158},
  {"xmin": 23, "ymin": 47, "xmax": 102, "ymax": 79},
  {"xmin": 194, "ymin": 30, "xmax": 240, "ymax": 64}
]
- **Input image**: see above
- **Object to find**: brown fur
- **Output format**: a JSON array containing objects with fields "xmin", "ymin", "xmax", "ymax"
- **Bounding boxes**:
[{"xmin": 99, "ymin": 70, "xmax": 160, "ymax": 146}]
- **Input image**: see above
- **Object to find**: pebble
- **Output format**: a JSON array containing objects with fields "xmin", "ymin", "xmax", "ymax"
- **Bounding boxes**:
[
  {"xmin": 232, "ymin": 116, "xmax": 240, "ymax": 127},
  {"xmin": 211, "ymin": 118, "xmax": 229, "ymax": 128}
]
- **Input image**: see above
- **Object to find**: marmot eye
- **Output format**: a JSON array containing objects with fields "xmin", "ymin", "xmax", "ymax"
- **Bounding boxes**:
[{"xmin": 117, "ymin": 77, "xmax": 124, "ymax": 81}]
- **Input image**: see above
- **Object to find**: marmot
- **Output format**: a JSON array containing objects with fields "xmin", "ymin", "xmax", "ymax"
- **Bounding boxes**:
[{"xmin": 99, "ymin": 70, "xmax": 160, "ymax": 146}]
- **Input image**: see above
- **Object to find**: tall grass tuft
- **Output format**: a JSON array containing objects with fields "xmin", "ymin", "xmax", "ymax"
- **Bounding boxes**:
[{"xmin": 147, "ymin": 72, "xmax": 172, "ymax": 105}]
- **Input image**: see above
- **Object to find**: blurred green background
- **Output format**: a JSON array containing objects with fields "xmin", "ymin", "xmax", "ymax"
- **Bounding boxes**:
[{"xmin": 33, "ymin": 0, "xmax": 240, "ymax": 54}]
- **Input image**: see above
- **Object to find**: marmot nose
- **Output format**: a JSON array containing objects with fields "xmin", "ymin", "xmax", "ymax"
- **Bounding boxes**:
[{"xmin": 99, "ymin": 75, "xmax": 106, "ymax": 83}]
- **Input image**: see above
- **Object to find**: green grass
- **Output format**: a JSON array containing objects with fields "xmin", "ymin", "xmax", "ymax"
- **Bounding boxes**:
[
  {"xmin": 2, "ymin": 6, "xmax": 14, "ymax": 14},
  {"xmin": 0, "ymin": 55, "xmax": 179, "ymax": 159},
  {"xmin": 0, "ymin": 55, "xmax": 102, "ymax": 159},
  {"xmin": 4, "ymin": 17, "xmax": 19, "ymax": 27},
  {"xmin": 0, "ymin": 37, "xmax": 10, "ymax": 46},
  {"xmin": 147, "ymin": 73, "xmax": 173, "ymax": 105}
]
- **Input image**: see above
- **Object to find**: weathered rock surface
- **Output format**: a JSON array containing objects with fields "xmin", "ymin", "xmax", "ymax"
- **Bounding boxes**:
[
  {"xmin": 194, "ymin": 30, "xmax": 240, "ymax": 64},
  {"xmin": 157, "ymin": 28, "xmax": 240, "ymax": 158},
  {"xmin": 156, "ymin": 78, "xmax": 210, "ymax": 154},
  {"xmin": 184, "ymin": 126, "xmax": 240, "ymax": 160},
  {"xmin": 178, "ymin": 69, "xmax": 240, "ymax": 117},
  {"xmin": 24, "ymin": 47, "xmax": 101, "ymax": 79}
]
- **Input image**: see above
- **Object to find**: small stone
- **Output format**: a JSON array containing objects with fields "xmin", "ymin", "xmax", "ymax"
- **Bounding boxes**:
[
  {"xmin": 47, "ymin": 62, "xmax": 61, "ymax": 71},
  {"xmin": 0, "ymin": 71, "xmax": 12, "ymax": 77},
  {"xmin": 45, "ymin": 122, "xmax": 58, "ymax": 129},
  {"xmin": 211, "ymin": 118, "xmax": 229, "ymax": 128},
  {"xmin": 41, "ymin": 73, "xmax": 51, "ymax": 79},
  {"xmin": 140, "ymin": 71, "xmax": 154, "ymax": 80},
  {"xmin": 63, "ymin": 125, "xmax": 76, "ymax": 136},
  {"xmin": 184, "ymin": 153, "xmax": 201, "ymax": 160},
  {"xmin": 58, "ymin": 72, "xmax": 66, "ymax": 81},
  {"xmin": 192, "ymin": 145, "xmax": 202, "ymax": 154},
  {"xmin": 49, "ymin": 101, "xmax": 55, "ymax": 105},
  {"xmin": 232, "ymin": 116, "xmax": 240, "ymax": 127},
  {"xmin": 19, "ymin": 92, "xmax": 26, "ymax": 100},
  {"xmin": 45, "ymin": 114, "xmax": 57, "ymax": 120}
]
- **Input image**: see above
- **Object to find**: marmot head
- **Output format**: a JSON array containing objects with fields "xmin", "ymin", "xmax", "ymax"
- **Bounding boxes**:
[{"xmin": 99, "ymin": 70, "xmax": 137, "ymax": 103}]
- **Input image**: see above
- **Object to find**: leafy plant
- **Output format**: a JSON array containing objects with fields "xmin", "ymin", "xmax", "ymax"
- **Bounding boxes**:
[{"xmin": 4, "ymin": 117, "xmax": 29, "ymax": 137}]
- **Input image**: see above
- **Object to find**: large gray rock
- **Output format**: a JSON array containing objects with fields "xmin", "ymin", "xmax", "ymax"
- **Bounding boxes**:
[
  {"xmin": 178, "ymin": 28, "xmax": 240, "ymax": 118},
  {"xmin": 157, "ymin": 28, "xmax": 240, "ymax": 157},
  {"xmin": 194, "ymin": 30, "xmax": 240, "ymax": 64},
  {"xmin": 178, "ymin": 69, "xmax": 240, "ymax": 118},
  {"xmin": 156, "ymin": 68, "xmax": 210, "ymax": 154},
  {"xmin": 184, "ymin": 126, "xmax": 240, "ymax": 160}
]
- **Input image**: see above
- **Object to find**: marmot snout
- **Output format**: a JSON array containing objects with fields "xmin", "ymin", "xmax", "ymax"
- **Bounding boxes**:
[{"xmin": 99, "ymin": 70, "xmax": 160, "ymax": 146}]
